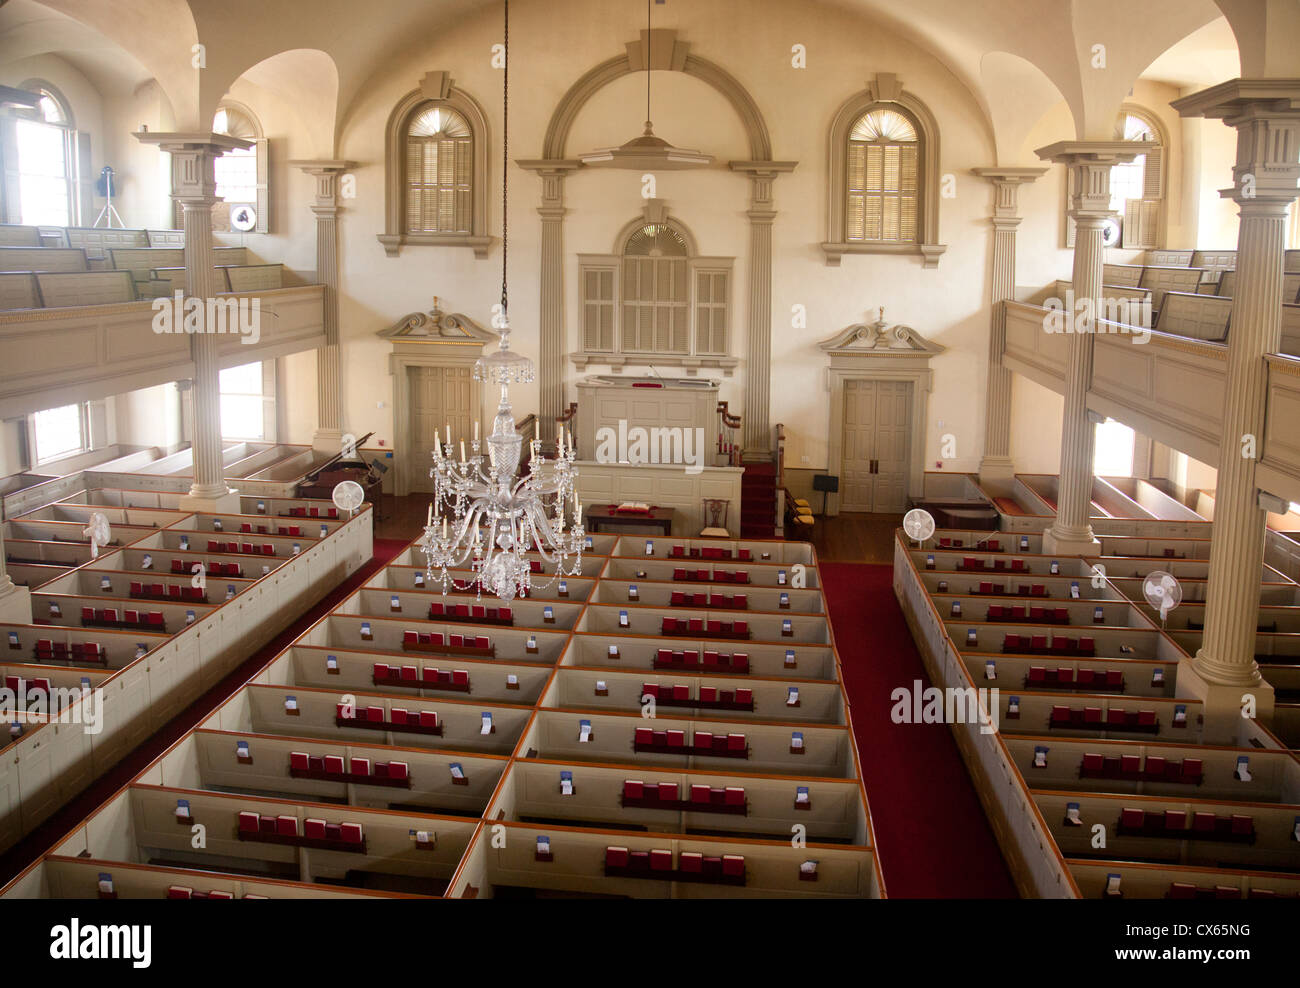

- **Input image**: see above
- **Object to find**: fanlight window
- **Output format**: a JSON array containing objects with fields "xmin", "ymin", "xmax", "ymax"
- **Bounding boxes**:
[
  {"xmin": 847, "ymin": 107, "xmax": 919, "ymax": 243},
  {"xmin": 406, "ymin": 106, "xmax": 472, "ymax": 234},
  {"xmin": 212, "ymin": 106, "xmax": 259, "ymax": 206}
]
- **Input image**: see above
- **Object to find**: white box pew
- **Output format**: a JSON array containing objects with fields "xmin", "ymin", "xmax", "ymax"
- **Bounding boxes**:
[
  {"xmin": 4, "ymin": 538, "xmax": 94, "ymax": 568},
  {"xmin": 1085, "ymin": 552, "xmax": 1282, "ymax": 583},
  {"xmin": 1140, "ymin": 264, "xmax": 1206, "ymax": 311},
  {"xmin": 107, "ymin": 246, "xmax": 185, "ymax": 285},
  {"xmin": 124, "ymin": 784, "xmax": 476, "ymax": 887},
  {"xmin": 1050, "ymin": 279, "xmax": 1151, "ymax": 325},
  {"xmin": 0, "ymin": 224, "xmax": 42, "ymax": 247},
  {"xmin": 32, "ymin": 591, "xmax": 215, "ymax": 634},
  {"xmin": 6, "ymin": 563, "xmax": 70, "ymax": 589},
  {"xmin": 1152, "ymin": 602, "xmax": 1300, "ymax": 634},
  {"xmin": 0, "ymin": 246, "xmax": 88, "ymax": 272},
  {"xmin": 1153, "ymin": 291, "xmax": 1230, "ymax": 341},
  {"xmin": 1145, "ymin": 249, "xmax": 1194, "ymax": 267},
  {"xmin": 1167, "ymin": 629, "xmax": 1300, "ymax": 668},
  {"xmin": 264, "ymin": 643, "xmax": 553, "ymax": 705},
  {"xmin": 950, "ymin": 620, "xmax": 1174, "ymax": 661},
  {"xmin": 1089, "ymin": 477, "xmax": 1161, "ymax": 519},
  {"xmin": 1190, "ymin": 250, "xmax": 1236, "ymax": 283},
  {"xmin": 0, "ymin": 660, "xmax": 114, "ymax": 694},
  {"xmin": 64, "ymin": 226, "xmax": 149, "ymax": 259},
  {"xmin": 26, "ymin": 855, "xmax": 410, "ymax": 899},
  {"xmin": 5, "ymin": 518, "xmax": 157, "ymax": 546},
  {"xmin": 578, "ymin": 602, "xmax": 831, "ymax": 645},
  {"xmin": 445, "ymin": 824, "xmax": 490, "ymax": 899},
  {"xmin": 240, "ymin": 683, "xmax": 530, "ymax": 757},
  {"xmin": 366, "ymin": 563, "xmax": 598, "ymax": 603},
  {"xmin": 50, "ymin": 567, "xmax": 254, "ymax": 605},
  {"xmin": 930, "ymin": 527, "xmax": 1044, "ymax": 553},
  {"xmin": 0, "ymin": 621, "xmax": 164, "ymax": 671},
  {"xmin": 145, "ymin": 230, "xmax": 185, "ymax": 248},
  {"xmin": 522, "ymin": 708, "xmax": 856, "ymax": 778},
  {"xmin": 626, "ymin": 536, "xmax": 816, "ymax": 566},
  {"xmin": 303, "ymin": 612, "xmax": 569, "ymax": 665},
  {"xmin": 1002, "ymin": 735, "xmax": 1299, "ymax": 803},
  {"xmin": 35, "ymin": 270, "xmax": 136, "ymax": 306},
  {"xmin": 591, "ymin": 579, "xmax": 825, "ymax": 614},
  {"xmin": 342, "ymin": 586, "xmax": 584, "ymax": 631},
  {"xmin": 1109, "ymin": 575, "xmax": 1299, "ymax": 607},
  {"xmin": 1097, "ymin": 533, "xmax": 1212, "ymax": 559},
  {"xmin": 1069, "ymin": 859, "xmax": 1300, "ymax": 899},
  {"xmin": 1101, "ymin": 262, "xmax": 1144, "ymax": 287},
  {"xmin": 908, "ymin": 546, "xmax": 1095, "ymax": 580},
  {"xmin": 916, "ymin": 570, "xmax": 1121, "ymax": 602},
  {"xmin": 476, "ymin": 820, "xmax": 880, "ymax": 898},
  {"xmin": 223, "ymin": 263, "xmax": 284, "ymax": 292},
  {"xmin": 994, "ymin": 690, "xmax": 1203, "ymax": 743},
  {"xmin": 543, "ymin": 667, "xmax": 847, "ymax": 724},
  {"xmin": 1033, "ymin": 789, "xmax": 1300, "ymax": 872},
  {"xmin": 1219, "ymin": 269, "xmax": 1300, "ymax": 302},
  {"xmin": 602, "ymin": 554, "xmax": 817, "ymax": 588},
  {"xmin": 562, "ymin": 632, "xmax": 838, "ymax": 681},
  {"xmin": 492, "ymin": 758, "xmax": 869, "ymax": 843},
  {"xmin": 962, "ymin": 652, "xmax": 1176, "ymax": 699},
  {"xmin": 15, "ymin": 502, "xmax": 189, "ymax": 528},
  {"xmin": 187, "ymin": 729, "xmax": 502, "ymax": 817},
  {"xmin": 0, "ymin": 272, "xmax": 39, "ymax": 310},
  {"xmin": 932, "ymin": 593, "xmax": 1149, "ymax": 629},
  {"xmin": 1271, "ymin": 704, "xmax": 1300, "ymax": 747},
  {"xmin": 1103, "ymin": 478, "xmax": 1207, "ymax": 522}
]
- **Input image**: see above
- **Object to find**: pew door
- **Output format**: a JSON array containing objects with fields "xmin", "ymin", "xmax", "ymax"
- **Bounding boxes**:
[
  {"xmin": 840, "ymin": 379, "xmax": 912, "ymax": 513},
  {"xmin": 408, "ymin": 365, "xmax": 473, "ymax": 493}
]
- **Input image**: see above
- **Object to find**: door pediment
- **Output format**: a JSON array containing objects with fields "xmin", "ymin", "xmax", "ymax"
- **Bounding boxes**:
[
  {"xmin": 819, "ymin": 308, "xmax": 945, "ymax": 370},
  {"xmin": 378, "ymin": 297, "xmax": 497, "ymax": 353}
]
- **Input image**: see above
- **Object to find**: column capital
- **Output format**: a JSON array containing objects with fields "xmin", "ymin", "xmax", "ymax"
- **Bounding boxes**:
[
  {"xmin": 290, "ymin": 159, "xmax": 358, "ymax": 209},
  {"xmin": 729, "ymin": 160, "xmax": 798, "ymax": 209},
  {"xmin": 517, "ymin": 159, "xmax": 582, "ymax": 207},
  {"xmin": 1037, "ymin": 141, "xmax": 1152, "ymax": 222},
  {"xmin": 135, "ymin": 131, "xmax": 252, "ymax": 202},
  {"xmin": 972, "ymin": 166, "xmax": 1046, "ymax": 221}
]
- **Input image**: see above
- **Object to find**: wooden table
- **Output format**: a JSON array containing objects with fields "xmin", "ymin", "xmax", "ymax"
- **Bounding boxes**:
[{"xmin": 584, "ymin": 506, "xmax": 674, "ymax": 535}]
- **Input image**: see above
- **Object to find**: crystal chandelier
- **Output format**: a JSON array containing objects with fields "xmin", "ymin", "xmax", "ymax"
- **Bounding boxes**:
[{"xmin": 420, "ymin": 0, "xmax": 585, "ymax": 602}]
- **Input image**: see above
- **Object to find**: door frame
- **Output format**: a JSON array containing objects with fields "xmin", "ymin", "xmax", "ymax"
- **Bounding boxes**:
[
  {"xmin": 838, "ymin": 377, "xmax": 915, "ymax": 513},
  {"xmin": 820, "ymin": 315, "xmax": 944, "ymax": 517}
]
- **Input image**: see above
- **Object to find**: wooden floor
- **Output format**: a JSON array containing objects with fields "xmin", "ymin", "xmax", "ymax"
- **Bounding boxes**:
[{"xmin": 374, "ymin": 493, "xmax": 901, "ymax": 564}]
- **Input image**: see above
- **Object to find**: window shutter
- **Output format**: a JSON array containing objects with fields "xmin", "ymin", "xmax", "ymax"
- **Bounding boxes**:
[
  {"xmin": 581, "ymin": 265, "xmax": 615, "ymax": 352},
  {"xmin": 1142, "ymin": 146, "xmax": 1163, "ymax": 199},
  {"xmin": 74, "ymin": 131, "xmax": 93, "ymax": 227},
  {"xmin": 254, "ymin": 137, "xmax": 269, "ymax": 233},
  {"xmin": 1121, "ymin": 200, "xmax": 1142, "ymax": 248},
  {"xmin": 0, "ymin": 117, "xmax": 21, "ymax": 223},
  {"xmin": 1122, "ymin": 199, "xmax": 1161, "ymax": 250}
]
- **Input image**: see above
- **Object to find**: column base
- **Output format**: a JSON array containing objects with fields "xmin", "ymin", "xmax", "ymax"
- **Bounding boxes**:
[
  {"xmin": 1176, "ymin": 655, "xmax": 1275, "ymax": 746},
  {"xmin": 178, "ymin": 489, "xmax": 243, "ymax": 514},
  {"xmin": 0, "ymin": 582, "xmax": 32, "ymax": 625},
  {"xmin": 977, "ymin": 456, "xmax": 1017, "ymax": 488},
  {"xmin": 312, "ymin": 428, "xmax": 344, "ymax": 453},
  {"xmin": 1040, "ymin": 525, "xmax": 1100, "ymax": 557}
]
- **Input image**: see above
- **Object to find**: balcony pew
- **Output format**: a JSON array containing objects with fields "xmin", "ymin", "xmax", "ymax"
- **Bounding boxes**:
[
  {"xmin": 562, "ymin": 631, "xmax": 837, "ymax": 681},
  {"xmin": 0, "ymin": 246, "xmax": 88, "ymax": 272}
]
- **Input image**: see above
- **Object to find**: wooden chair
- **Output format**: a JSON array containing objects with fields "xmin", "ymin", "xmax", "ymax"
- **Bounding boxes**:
[{"xmin": 700, "ymin": 498, "xmax": 730, "ymax": 538}]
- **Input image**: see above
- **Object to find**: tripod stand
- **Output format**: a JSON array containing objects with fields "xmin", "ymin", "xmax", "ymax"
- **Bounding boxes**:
[{"xmin": 93, "ymin": 166, "xmax": 123, "ymax": 228}]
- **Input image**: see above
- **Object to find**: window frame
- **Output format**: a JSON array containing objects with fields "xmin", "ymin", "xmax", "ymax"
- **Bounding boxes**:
[
  {"xmin": 378, "ymin": 74, "xmax": 491, "ymax": 258},
  {"xmin": 28, "ymin": 401, "xmax": 91, "ymax": 467},
  {"xmin": 208, "ymin": 100, "xmax": 268, "ymax": 234},
  {"xmin": 1063, "ymin": 104, "xmax": 1167, "ymax": 250},
  {"xmin": 574, "ymin": 214, "xmax": 736, "ymax": 373},
  {"xmin": 1, "ymin": 81, "xmax": 86, "ymax": 228},
  {"xmin": 218, "ymin": 361, "xmax": 277, "ymax": 443},
  {"xmin": 823, "ymin": 76, "xmax": 946, "ymax": 267}
]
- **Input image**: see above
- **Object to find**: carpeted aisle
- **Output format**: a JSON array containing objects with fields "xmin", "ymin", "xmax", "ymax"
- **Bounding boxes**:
[
  {"xmin": 0, "ymin": 537, "xmax": 408, "ymax": 887},
  {"xmin": 820, "ymin": 562, "xmax": 1018, "ymax": 898}
]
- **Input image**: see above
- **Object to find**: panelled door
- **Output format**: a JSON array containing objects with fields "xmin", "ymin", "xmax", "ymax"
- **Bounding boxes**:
[
  {"xmin": 839, "ymin": 379, "xmax": 912, "ymax": 513},
  {"xmin": 409, "ymin": 365, "xmax": 473, "ymax": 493}
]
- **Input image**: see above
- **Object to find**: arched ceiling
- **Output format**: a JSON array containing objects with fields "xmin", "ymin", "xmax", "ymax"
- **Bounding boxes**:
[{"xmin": 5, "ymin": 0, "xmax": 1272, "ymax": 158}]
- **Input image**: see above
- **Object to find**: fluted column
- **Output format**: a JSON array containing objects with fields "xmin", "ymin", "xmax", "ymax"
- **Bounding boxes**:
[
  {"xmin": 291, "ymin": 160, "xmax": 356, "ymax": 450},
  {"xmin": 518, "ymin": 161, "xmax": 579, "ymax": 444},
  {"xmin": 1171, "ymin": 80, "xmax": 1300, "ymax": 739},
  {"xmin": 972, "ymin": 167, "xmax": 1046, "ymax": 485},
  {"xmin": 1035, "ymin": 142, "xmax": 1148, "ymax": 555},
  {"xmin": 135, "ymin": 132, "xmax": 252, "ymax": 509},
  {"xmin": 731, "ymin": 161, "xmax": 796, "ymax": 461}
]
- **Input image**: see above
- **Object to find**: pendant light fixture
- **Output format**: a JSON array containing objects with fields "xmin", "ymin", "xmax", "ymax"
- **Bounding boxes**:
[{"xmin": 578, "ymin": 0, "xmax": 713, "ymax": 170}]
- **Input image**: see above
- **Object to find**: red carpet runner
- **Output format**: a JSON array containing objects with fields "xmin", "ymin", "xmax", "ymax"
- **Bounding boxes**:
[
  {"xmin": 821, "ymin": 562, "xmax": 1018, "ymax": 898},
  {"xmin": 0, "ymin": 537, "xmax": 408, "ymax": 886}
]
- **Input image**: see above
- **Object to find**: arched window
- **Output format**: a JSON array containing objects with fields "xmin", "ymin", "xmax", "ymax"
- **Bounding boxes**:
[
  {"xmin": 212, "ymin": 102, "xmax": 267, "ymax": 233},
  {"xmin": 1064, "ymin": 106, "xmax": 1166, "ymax": 249},
  {"xmin": 824, "ymin": 75, "xmax": 946, "ymax": 266},
  {"xmin": 3, "ymin": 84, "xmax": 79, "ymax": 226},
  {"xmin": 405, "ymin": 105, "xmax": 472, "ymax": 234},
  {"xmin": 379, "ymin": 74, "xmax": 490, "ymax": 258},
  {"xmin": 846, "ymin": 107, "xmax": 919, "ymax": 244},
  {"xmin": 575, "ymin": 206, "xmax": 735, "ymax": 370}
]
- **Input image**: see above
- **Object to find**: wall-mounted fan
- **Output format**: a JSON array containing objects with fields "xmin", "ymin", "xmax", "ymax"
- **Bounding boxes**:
[
  {"xmin": 332, "ymin": 480, "xmax": 365, "ymax": 517},
  {"xmin": 902, "ymin": 508, "xmax": 936, "ymax": 548},
  {"xmin": 83, "ymin": 512, "xmax": 111, "ymax": 557},
  {"xmin": 1101, "ymin": 217, "xmax": 1122, "ymax": 248},
  {"xmin": 230, "ymin": 205, "xmax": 257, "ymax": 232},
  {"xmin": 1142, "ymin": 570, "xmax": 1182, "ymax": 626}
]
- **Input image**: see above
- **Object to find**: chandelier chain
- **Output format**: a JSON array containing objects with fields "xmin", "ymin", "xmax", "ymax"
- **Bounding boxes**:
[{"xmin": 501, "ymin": 0, "xmax": 509, "ymax": 317}]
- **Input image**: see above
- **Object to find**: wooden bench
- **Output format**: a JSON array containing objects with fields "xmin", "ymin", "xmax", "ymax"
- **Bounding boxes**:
[
  {"xmin": 0, "ymin": 246, "xmax": 88, "ymax": 272},
  {"xmin": 1101, "ymin": 262, "xmax": 1143, "ymax": 287},
  {"xmin": 0, "ymin": 224, "xmax": 42, "ymax": 248},
  {"xmin": 108, "ymin": 247, "xmax": 185, "ymax": 285},
  {"xmin": 145, "ymin": 229, "xmax": 185, "ymax": 248},
  {"xmin": 1145, "ymin": 249, "xmax": 1193, "ymax": 267},
  {"xmin": 223, "ymin": 263, "xmax": 283, "ymax": 292},
  {"xmin": 1139, "ymin": 265, "xmax": 1205, "ymax": 312},
  {"xmin": 63, "ymin": 226, "xmax": 149, "ymax": 259},
  {"xmin": 35, "ymin": 270, "xmax": 136, "ymax": 307},
  {"xmin": 1154, "ymin": 291, "xmax": 1231, "ymax": 341},
  {"xmin": 0, "ymin": 273, "xmax": 40, "ymax": 310}
]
